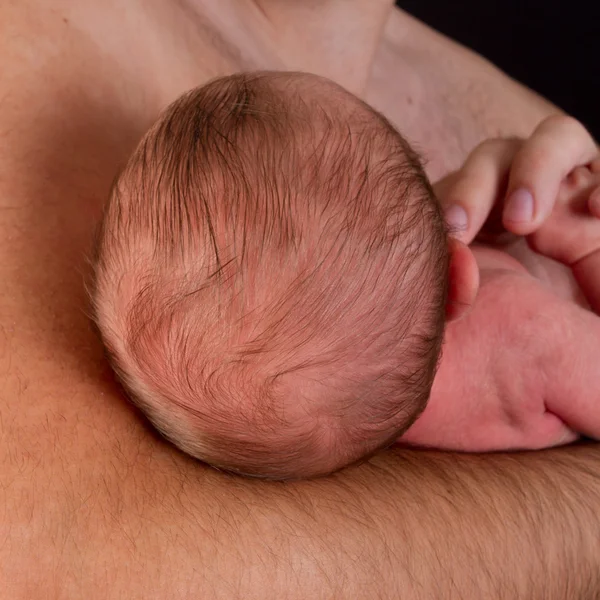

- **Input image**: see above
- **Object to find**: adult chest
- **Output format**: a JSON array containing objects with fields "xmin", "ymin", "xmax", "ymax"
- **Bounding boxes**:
[{"xmin": 366, "ymin": 10, "xmax": 557, "ymax": 180}]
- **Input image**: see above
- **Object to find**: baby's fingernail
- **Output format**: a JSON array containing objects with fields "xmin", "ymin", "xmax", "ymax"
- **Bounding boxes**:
[
  {"xmin": 445, "ymin": 205, "xmax": 468, "ymax": 237},
  {"xmin": 504, "ymin": 188, "xmax": 534, "ymax": 223}
]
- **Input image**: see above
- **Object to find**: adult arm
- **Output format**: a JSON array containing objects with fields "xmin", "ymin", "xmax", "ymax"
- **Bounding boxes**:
[{"xmin": 3, "ymin": 422, "xmax": 600, "ymax": 599}]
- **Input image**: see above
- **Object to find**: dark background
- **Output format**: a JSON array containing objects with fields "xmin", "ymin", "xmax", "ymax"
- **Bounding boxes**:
[{"xmin": 400, "ymin": 1, "xmax": 598, "ymax": 138}]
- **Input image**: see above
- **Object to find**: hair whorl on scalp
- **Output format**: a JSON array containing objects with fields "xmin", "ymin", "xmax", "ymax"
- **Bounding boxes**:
[{"xmin": 90, "ymin": 72, "xmax": 449, "ymax": 479}]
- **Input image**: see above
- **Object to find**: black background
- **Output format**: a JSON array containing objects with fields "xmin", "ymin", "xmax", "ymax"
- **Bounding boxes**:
[{"xmin": 400, "ymin": 1, "xmax": 598, "ymax": 138}]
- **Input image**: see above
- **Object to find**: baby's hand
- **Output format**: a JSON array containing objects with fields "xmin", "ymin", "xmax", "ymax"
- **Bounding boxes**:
[
  {"xmin": 437, "ymin": 115, "xmax": 599, "ymax": 244},
  {"xmin": 528, "ymin": 160, "xmax": 600, "ymax": 312}
]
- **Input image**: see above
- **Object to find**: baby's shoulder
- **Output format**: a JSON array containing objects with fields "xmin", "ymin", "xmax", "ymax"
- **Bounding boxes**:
[{"xmin": 461, "ymin": 249, "xmax": 576, "ymax": 353}]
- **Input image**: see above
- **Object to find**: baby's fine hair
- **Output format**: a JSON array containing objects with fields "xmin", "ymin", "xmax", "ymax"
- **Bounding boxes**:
[{"xmin": 91, "ymin": 72, "xmax": 449, "ymax": 479}]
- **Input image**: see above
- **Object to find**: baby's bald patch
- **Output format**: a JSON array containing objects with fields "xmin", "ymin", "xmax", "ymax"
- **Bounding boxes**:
[{"xmin": 91, "ymin": 72, "xmax": 448, "ymax": 478}]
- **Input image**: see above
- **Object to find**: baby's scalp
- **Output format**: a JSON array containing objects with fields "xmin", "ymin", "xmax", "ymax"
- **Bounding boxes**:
[{"xmin": 91, "ymin": 72, "xmax": 449, "ymax": 478}]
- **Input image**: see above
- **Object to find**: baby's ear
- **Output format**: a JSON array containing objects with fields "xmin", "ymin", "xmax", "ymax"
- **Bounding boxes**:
[{"xmin": 445, "ymin": 237, "xmax": 479, "ymax": 322}]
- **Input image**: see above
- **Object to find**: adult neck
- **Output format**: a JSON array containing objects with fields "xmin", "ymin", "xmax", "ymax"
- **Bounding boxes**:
[{"xmin": 180, "ymin": 0, "xmax": 395, "ymax": 94}]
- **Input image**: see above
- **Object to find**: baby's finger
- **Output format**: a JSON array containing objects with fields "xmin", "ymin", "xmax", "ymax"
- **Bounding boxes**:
[
  {"xmin": 442, "ymin": 138, "xmax": 520, "ymax": 244},
  {"xmin": 504, "ymin": 115, "xmax": 598, "ymax": 234}
]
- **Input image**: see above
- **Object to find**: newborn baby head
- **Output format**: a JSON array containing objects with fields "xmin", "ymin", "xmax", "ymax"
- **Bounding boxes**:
[{"xmin": 91, "ymin": 72, "xmax": 450, "ymax": 479}]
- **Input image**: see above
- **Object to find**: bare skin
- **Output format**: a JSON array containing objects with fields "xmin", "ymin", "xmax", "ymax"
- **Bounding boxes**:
[
  {"xmin": 1, "ymin": 1, "xmax": 599, "ymax": 598},
  {"xmin": 404, "ymin": 245, "xmax": 600, "ymax": 450},
  {"xmin": 366, "ymin": 8, "xmax": 560, "ymax": 179},
  {"xmin": 404, "ymin": 119, "xmax": 600, "ymax": 451}
]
